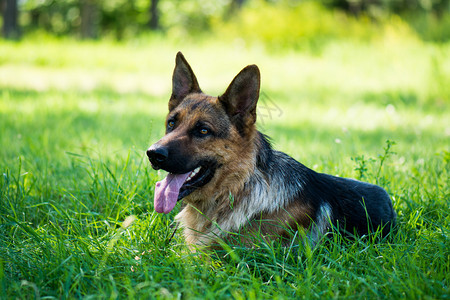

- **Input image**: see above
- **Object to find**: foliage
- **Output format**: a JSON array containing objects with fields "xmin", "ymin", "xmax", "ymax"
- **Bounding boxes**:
[
  {"xmin": 214, "ymin": 1, "xmax": 385, "ymax": 52},
  {"xmin": 213, "ymin": 0, "xmax": 450, "ymax": 52},
  {"xmin": 320, "ymin": 0, "xmax": 449, "ymax": 16},
  {"xmin": 16, "ymin": 0, "xmax": 232, "ymax": 39},
  {"xmin": 405, "ymin": 11, "xmax": 450, "ymax": 42},
  {"xmin": 6, "ymin": 0, "xmax": 450, "ymax": 42},
  {"xmin": 19, "ymin": 0, "xmax": 150, "ymax": 39}
]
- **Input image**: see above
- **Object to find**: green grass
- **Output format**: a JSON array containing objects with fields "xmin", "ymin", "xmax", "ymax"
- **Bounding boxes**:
[{"xmin": 0, "ymin": 36, "xmax": 449, "ymax": 298}]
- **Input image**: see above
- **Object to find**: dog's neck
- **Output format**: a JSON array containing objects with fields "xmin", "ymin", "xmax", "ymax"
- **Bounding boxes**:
[{"xmin": 175, "ymin": 131, "xmax": 304, "ymax": 246}]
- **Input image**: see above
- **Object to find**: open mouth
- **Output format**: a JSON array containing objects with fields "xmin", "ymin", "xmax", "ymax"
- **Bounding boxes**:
[
  {"xmin": 178, "ymin": 164, "xmax": 216, "ymax": 200},
  {"xmin": 153, "ymin": 163, "xmax": 217, "ymax": 214}
]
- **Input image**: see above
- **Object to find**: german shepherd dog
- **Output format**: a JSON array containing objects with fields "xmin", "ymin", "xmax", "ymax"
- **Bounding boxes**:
[{"xmin": 147, "ymin": 52, "xmax": 396, "ymax": 246}]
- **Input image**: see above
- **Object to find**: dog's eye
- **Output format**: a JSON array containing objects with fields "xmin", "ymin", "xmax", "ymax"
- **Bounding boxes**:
[
  {"xmin": 167, "ymin": 121, "xmax": 175, "ymax": 128},
  {"xmin": 191, "ymin": 122, "xmax": 213, "ymax": 138}
]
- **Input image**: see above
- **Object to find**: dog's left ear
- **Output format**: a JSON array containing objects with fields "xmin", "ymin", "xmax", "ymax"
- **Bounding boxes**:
[
  {"xmin": 169, "ymin": 52, "xmax": 202, "ymax": 111},
  {"xmin": 219, "ymin": 65, "xmax": 260, "ymax": 133}
]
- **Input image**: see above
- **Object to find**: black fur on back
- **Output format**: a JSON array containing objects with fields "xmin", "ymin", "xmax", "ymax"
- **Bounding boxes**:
[{"xmin": 254, "ymin": 131, "xmax": 396, "ymax": 237}]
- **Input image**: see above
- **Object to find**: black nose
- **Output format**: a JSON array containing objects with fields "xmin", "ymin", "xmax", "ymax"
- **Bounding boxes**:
[{"xmin": 146, "ymin": 144, "xmax": 169, "ymax": 168}]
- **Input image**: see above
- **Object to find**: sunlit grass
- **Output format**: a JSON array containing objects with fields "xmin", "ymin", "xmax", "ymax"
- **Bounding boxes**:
[{"xmin": 0, "ymin": 37, "xmax": 449, "ymax": 298}]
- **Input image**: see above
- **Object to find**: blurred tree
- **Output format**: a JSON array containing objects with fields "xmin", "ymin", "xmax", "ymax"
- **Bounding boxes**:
[
  {"xmin": 80, "ymin": 0, "xmax": 99, "ymax": 38},
  {"xmin": 101, "ymin": 0, "xmax": 141, "ymax": 40},
  {"xmin": 20, "ymin": 0, "xmax": 80, "ymax": 36},
  {"xmin": 148, "ymin": 0, "xmax": 159, "ymax": 30},
  {"xmin": 231, "ymin": 0, "xmax": 245, "ymax": 10},
  {"xmin": 320, "ymin": 0, "xmax": 450, "ymax": 17},
  {"xmin": 226, "ymin": 0, "xmax": 246, "ymax": 18},
  {"xmin": 2, "ymin": 0, "xmax": 20, "ymax": 39}
]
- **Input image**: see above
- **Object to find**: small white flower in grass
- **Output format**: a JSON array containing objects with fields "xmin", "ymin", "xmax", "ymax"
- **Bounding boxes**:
[
  {"xmin": 159, "ymin": 288, "xmax": 172, "ymax": 298},
  {"xmin": 121, "ymin": 215, "xmax": 136, "ymax": 229},
  {"xmin": 386, "ymin": 104, "xmax": 396, "ymax": 114},
  {"xmin": 335, "ymin": 138, "xmax": 341, "ymax": 144},
  {"xmin": 134, "ymin": 251, "xmax": 145, "ymax": 262}
]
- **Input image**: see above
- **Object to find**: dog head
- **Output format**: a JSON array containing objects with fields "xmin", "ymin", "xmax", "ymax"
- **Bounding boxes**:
[{"xmin": 147, "ymin": 52, "xmax": 261, "ymax": 213}]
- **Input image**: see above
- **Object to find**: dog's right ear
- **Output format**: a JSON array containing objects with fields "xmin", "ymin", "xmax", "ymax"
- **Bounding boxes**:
[
  {"xmin": 219, "ymin": 64, "xmax": 260, "ymax": 136},
  {"xmin": 169, "ymin": 52, "xmax": 202, "ymax": 111}
]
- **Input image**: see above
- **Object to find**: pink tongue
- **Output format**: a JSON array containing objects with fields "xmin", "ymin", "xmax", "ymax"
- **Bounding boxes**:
[{"xmin": 154, "ymin": 172, "xmax": 190, "ymax": 214}]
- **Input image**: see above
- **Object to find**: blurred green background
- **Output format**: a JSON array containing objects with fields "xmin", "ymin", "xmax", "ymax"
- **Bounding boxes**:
[{"xmin": 2, "ymin": 0, "xmax": 450, "ymax": 42}]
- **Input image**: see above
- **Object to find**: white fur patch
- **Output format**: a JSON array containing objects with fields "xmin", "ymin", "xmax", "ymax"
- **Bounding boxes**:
[
  {"xmin": 216, "ymin": 168, "xmax": 304, "ymax": 234},
  {"xmin": 307, "ymin": 202, "xmax": 332, "ymax": 245}
]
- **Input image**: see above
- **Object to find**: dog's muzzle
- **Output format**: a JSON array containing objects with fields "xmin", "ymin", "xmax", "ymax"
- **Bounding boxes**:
[{"xmin": 146, "ymin": 144, "xmax": 168, "ymax": 170}]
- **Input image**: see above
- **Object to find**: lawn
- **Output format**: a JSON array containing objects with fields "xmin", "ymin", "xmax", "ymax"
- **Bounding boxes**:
[{"xmin": 0, "ymin": 36, "xmax": 449, "ymax": 298}]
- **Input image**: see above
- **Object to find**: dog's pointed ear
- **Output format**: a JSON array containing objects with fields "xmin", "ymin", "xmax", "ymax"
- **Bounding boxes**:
[
  {"xmin": 219, "ymin": 65, "xmax": 260, "ymax": 134},
  {"xmin": 169, "ymin": 52, "xmax": 201, "ymax": 111}
]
